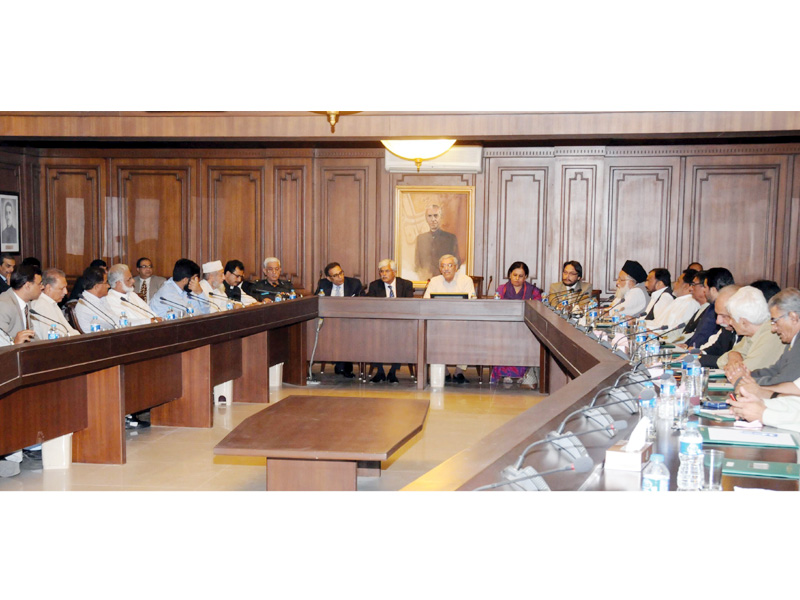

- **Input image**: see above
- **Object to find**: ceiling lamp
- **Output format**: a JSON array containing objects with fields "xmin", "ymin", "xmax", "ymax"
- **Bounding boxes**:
[{"xmin": 380, "ymin": 139, "xmax": 457, "ymax": 172}]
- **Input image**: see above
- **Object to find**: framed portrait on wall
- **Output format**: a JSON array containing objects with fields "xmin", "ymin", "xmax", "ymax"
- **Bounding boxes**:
[
  {"xmin": 394, "ymin": 186, "xmax": 475, "ymax": 288},
  {"xmin": 0, "ymin": 192, "xmax": 20, "ymax": 253}
]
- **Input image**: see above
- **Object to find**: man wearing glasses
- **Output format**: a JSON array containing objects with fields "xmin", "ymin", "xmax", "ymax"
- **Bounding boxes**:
[
  {"xmin": 547, "ymin": 260, "xmax": 592, "ymax": 308},
  {"xmin": 728, "ymin": 288, "xmax": 800, "ymax": 387},
  {"xmin": 133, "ymin": 257, "xmax": 165, "ymax": 304},
  {"xmin": 682, "ymin": 267, "xmax": 734, "ymax": 349},
  {"xmin": 314, "ymin": 262, "xmax": 364, "ymax": 378}
]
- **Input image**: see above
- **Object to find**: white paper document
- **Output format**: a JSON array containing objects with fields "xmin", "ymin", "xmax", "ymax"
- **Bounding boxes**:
[{"xmin": 706, "ymin": 426, "xmax": 798, "ymax": 448}]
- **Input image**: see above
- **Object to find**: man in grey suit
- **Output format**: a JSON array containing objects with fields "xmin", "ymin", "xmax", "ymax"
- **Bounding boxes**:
[
  {"xmin": 0, "ymin": 263, "xmax": 42, "ymax": 344},
  {"xmin": 133, "ymin": 257, "xmax": 166, "ymax": 304}
]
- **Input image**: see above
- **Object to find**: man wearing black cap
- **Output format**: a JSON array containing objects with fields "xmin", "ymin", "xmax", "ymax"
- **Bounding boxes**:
[{"xmin": 611, "ymin": 259, "xmax": 650, "ymax": 317}]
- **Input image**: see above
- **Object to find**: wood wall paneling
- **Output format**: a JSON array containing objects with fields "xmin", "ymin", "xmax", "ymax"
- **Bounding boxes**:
[
  {"xmin": 605, "ymin": 162, "xmax": 679, "ymax": 293},
  {"xmin": 207, "ymin": 162, "xmax": 264, "ymax": 278},
  {"xmin": 315, "ymin": 159, "xmax": 378, "ymax": 284},
  {"xmin": 111, "ymin": 159, "xmax": 194, "ymax": 276},
  {"xmin": 269, "ymin": 159, "xmax": 311, "ymax": 291},
  {"xmin": 40, "ymin": 160, "xmax": 105, "ymax": 277},
  {"xmin": 789, "ymin": 156, "xmax": 800, "ymax": 287},
  {"xmin": 684, "ymin": 155, "xmax": 788, "ymax": 286},
  {"xmin": 486, "ymin": 158, "xmax": 551, "ymax": 293}
]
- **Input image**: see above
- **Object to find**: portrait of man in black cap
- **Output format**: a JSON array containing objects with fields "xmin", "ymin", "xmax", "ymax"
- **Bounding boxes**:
[{"xmin": 611, "ymin": 259, "xmax": 651, "ymax": 317}]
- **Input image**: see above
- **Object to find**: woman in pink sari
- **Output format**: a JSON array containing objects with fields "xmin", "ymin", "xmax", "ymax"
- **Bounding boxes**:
[{"xmin": 491, "ymin": 261, "xmax": 542, "ymax": 385}]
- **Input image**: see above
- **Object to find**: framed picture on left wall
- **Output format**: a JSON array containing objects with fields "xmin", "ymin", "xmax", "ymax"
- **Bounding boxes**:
[{"xmin": 0, "ymin": 192, "xmax": 20, "ymax": 253}]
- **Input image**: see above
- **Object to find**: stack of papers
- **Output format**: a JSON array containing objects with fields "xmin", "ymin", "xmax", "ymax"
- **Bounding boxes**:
[
  {"xmin": 723, "ymin": 458, "xmax": 800, "ymax": 480},
  {"xmin": 699, "ymin": 426, "xmax": 799, "ymax": 449}
]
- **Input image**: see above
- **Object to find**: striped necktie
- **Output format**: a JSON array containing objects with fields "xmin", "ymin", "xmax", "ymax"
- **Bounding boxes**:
[
  {"xmin": 139, "ymin": 280, "xmax": 148, "ymax": 302},
  {"xmin": 388, "ymin": 285, "xmax": 394, "ymax": 298}
]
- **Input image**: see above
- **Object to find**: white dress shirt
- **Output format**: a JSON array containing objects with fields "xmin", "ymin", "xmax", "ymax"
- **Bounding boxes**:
[
  {"xmin": 652, "ymin": 294, "xmax": 701, "ymax": 340},
  {"xmin": 31, "ymin": 293, "xmax": 79, "ymax": 338},
  {"xmin": 424, "ymin": 273, "xmax": 476, "ymax": 298},
  {"xmin": 610, "ymin": 284, "xmax": 649, "ymax": 317},
  {"xmin": 106, "ymin": 289, "xmax": 153, "ymax": 326},
  {"xmin": 75, "ymin": 291, "xmax": 116, "ymax": 332},
  {"xmin": 644, "ymin": 287, "xmax": 674, "ymax": 325}
]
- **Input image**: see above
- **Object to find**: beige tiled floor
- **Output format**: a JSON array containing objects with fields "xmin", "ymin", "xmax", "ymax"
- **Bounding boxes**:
[{"xmin": 0, "ymin": 369, "xmax": 545, "ymax": 492}]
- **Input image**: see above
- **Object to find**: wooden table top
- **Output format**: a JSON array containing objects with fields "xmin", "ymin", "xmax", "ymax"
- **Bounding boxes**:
[{"xmin": 214, "ymin": 395, "xmax": 430, "ymax": 461}]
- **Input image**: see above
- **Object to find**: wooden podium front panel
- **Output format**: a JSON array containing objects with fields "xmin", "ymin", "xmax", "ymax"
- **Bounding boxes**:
[
  {"xmin": 211, "ymin": 338, "xmax": 243, "ymax": 387},
  {"xmin": 73, "ymin": 366, "xmax": 125, "ymax": 464},
  {"xmin": 307, "ymin": 317, "xmax": 418, "ymax": 363},
  {"xmin": 426, "ymin": 320, "xmax": 540, "ymax": 366},
  {"xmin": 233, "ymin": 331, "xmax": 269, "ymax": 404},
  {"xmin": 124, "ymin": 354, "xmax": 183, "ymax": 415},
  {"xmin": 151, "ymin": 346, "xmax": 212, "ymax": 428}
]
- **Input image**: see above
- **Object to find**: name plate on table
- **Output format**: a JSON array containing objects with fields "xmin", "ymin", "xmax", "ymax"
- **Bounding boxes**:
[
  {"xmin": 722, "ymin": 458, "xmax": 800, "ymax": 480},
  {"xmin": 699, "ymin": 426, "xmax": 800, "ymax": 449}
]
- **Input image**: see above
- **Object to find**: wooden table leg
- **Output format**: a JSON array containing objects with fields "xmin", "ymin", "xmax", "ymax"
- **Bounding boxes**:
[
  {"xmin": 266, "ymin": 458, "xmax": 357, "ymax": 491},
  {"xmin": 357, "ymin": 460, "xmax": 381, "ymax": 478},
  {"xmin": 72, "ymin": 366, "xmax": 125, "ymax": 464},
  {"xmin": 151, "ymin": 345, "xmax": 213, "ymax": 428},
  {"xmin": 539, "ymin": 344, "xmax": 550, "ymax": 394}
]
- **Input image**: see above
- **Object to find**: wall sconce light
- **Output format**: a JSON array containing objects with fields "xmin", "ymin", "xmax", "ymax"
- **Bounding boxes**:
[{"xmin": 380, "ymin": 139, "xmax": 457, "ymax": 172}]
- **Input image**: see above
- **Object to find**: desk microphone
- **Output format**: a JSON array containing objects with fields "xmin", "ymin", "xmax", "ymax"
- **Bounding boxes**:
[
  {"xmin": 159, "ymin": 297, "xmax": 190, "ymax": 314},
  {"xmin": 29, "ymin": 309, "xmax": 71, "ymax": 335},
  {"xmin": 475, "ymin": 455, "xmax": 595, "ymax": 492},
  {"xmin": 78, "ymin": 297, "xmax": 118, "ymax": 328},
  {"xmin": 119, "ymin": 297, "xmax": 158, "ymax": 319},
  {"xmin": 187, "ymin": 292, "xmax": 213, "ymax": 308},
  {"xmin": 307, "ymin": 317, "xmax": 325, "ymax": 385}
]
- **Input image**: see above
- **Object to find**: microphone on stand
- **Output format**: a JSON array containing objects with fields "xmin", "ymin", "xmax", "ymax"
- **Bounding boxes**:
[
  {"xmin": 475, "ymin": 455, "xmax": 595, "ymax": 492},
  {"xmin": 159, "ymin": 297, "xmax": 190, "ymax": 314},
  {"xmin": 545, "ymin": 419, "xmax": 630, "ymax": 461},
  {"xmin": 307, "ymin": 317, "xmax": 325, "ymax": 385},
  {"xmin": 29, "ymin": 308, "xmax": 71, "ymax": 335},
  {"xmin": 120, "ymin": 296, "xmax": 158, "ymax": 319},
  {"xmin": 78, "ymin": 297, "xmax": 118, "ymax": 328},
  {"xmin": 187, "ymin": 292, "xmax": 213, "ymax": 309}
]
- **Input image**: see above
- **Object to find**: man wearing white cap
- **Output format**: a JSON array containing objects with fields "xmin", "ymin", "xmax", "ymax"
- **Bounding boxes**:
[{"xmin": 200, "ymin": 260, "xmax": 233, "ymax": 312}]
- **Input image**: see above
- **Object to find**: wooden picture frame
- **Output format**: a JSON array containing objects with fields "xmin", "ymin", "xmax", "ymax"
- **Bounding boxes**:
[
  {"xmin": 0, "ymin": 192, "xmax": 20, "ymax": 254},
  {"xmin": 394, "ymin": 186, "xmax": 475, "ymax": 288}
]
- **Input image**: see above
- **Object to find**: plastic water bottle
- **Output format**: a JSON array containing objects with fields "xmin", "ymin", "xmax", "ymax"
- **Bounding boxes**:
[
  {"xmin": 275, "ymin": 294, "xmax": 283, "ymax": 302},
  {"xmin": 683, "ymin": 354, "xmax": 703, "ymax": 403},
  {"xmin": 47, "ymin": 323, "xmax": 60, "ymax": 340},
  {"xmin": 494, "ymin": 291, "xmax": 501, "ymax": 300},
  {"xmin": 225, "ymin": 300, "xmax": 234, "ymax": 311},
  {"xmin": 90, "ymin": 316, "xmax": 101, "ymax": 332},
  {"xmin": 644, "ymin": 334, "xmax": 660, "ymax": 368},
  {"xmin": 289, "ymin": 289, "xmax": 297, "ymax": 300},
  {"xmin": 611, "ymin": 315, "xmax": 622, "ymax": 336},
  {"xmin": 118, "ymin": 311, "xmax": 129, "ymax": 328},
  {"xmin": 587, "ymin": 302, "xmax": 599, "ymax": 327},
  {"xmin": 166, "ymin": 308, "xmax": 177, "ymax": 321},
  {"xmin": 638, "ymin": 383, "xmax": 657, "ymax": 441},
  {"xmin": 677, "ymin": 422, "xmax": 704, "ymax": 490},
  {"xmin": 559, "ymin": 299, "xmax": 568, "ymax": 314},
  {"xmin": 642, "ymin": 454, "xmax": 670, "ymax": 491},
  {"xmin": 318, "ymin": 289, "xmax": 325, "ymax": 297},
  {"xmin": 633, "ymin": 320, "xmax": 647, "ymax": 361},
  {"xmin": 658, "ymin": 369, "xmax": 677, "ymax": 421},
  {"xmin": 186, "ymin": 306, "xmax": 195, "ymax": 317}
]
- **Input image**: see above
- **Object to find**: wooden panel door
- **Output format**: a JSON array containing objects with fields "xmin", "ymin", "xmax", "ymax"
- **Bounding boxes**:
[{"xmin": 40, "ymin": 159, "xmax": 105, "ymax": 278}]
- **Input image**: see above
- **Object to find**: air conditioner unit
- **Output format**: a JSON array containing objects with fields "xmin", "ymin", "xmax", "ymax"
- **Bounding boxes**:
[{"xmin": 384, "ymin": 145, "xmax": 483, "ymax": 173}]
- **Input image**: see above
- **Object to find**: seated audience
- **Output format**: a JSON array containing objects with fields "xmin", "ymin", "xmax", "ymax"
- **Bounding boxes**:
[
  {"xmin": 314, "ymin": 262, "xmax": 364, "ymax": 297},
  {"xmin": 150, "ymin": 259, "xmax": 211, "ymax": 319},
  {"xmin": 644, "ymin": 268, "xmax": 674, "ymax": 322},
  {"xmin": 366, "ymin": 259, "xmax": 414, "ymax": 384},
  {"xmin": 245, "ymin": 257, "xmax": 293, "ymax": 300},
  {"xmin": 223, "ymin": 260, "xmax": 258, "ymax": 305},
  {"xmin": 491, "ymin": 261, "xmax": 541, "ymax": 385},
  {"xmin": 719, "ymin": 286, "xmax": 786, "ymax": 373},
  {"xmin": 651, "ymin": 269, "xmax": 701, "ymax": 341},
  {"xmin": 547, "ymin": 260, "xmax": 591, "ymax": 308},
  {"xmin": 683, "ymin": 267, "xmax": 734, "ymax": 348},
  {"xmin": 0, "ymin": 264, "xmax": 41, "ymax": 343},
  {"xmin": 74, "ymin": 266, "xmax": 116, "ymax": 331},
  {"xmin": 610, "ymin": 259, "xmax": 650, "ymax": 317},
  {"xmin": 30, "ymin": 267, "xmax": 79, "ymax": 338},
  {"xmin": 200, "ymin": 260, "xmax": 231, "ymax": 311},
  {"xmin": 106, "ymin": 263, "xmax": 158, "ymax": 326},
  {"xmin": 134, "ymin": 257, "xmax": 166, "ymax": 304}
]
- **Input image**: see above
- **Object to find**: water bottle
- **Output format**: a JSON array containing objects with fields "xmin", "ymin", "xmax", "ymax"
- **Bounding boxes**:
[
  {"xmin": 683, "ymin": 354, "xmax": 703, "ymax": 403},
  {"xmin": 559, "ymin": 299, "xmax": 568, "ymax": 314},
  {"xmin": 611, "ymin": 315, "xmax": 622, "ymax": 336},
  {"xmin": 658, "ymin": 369, "xmax": 677, "ymax": 421},
  {"xmin": 90, "ymin": 315, "xmax": 101, "ymax": 332},
  {"xmin": 118, "ymin": 311, "xmax": 129, "ymax": 328},
  {"xmin": 289, "ymin": 289, "xmax": 297, "ymax": 300},
  {"xmin": 587, "ymin": 302, "xmax": 599, "ymax": 328},
  {"xmin": 318, "ymin": 289, "xmax": 325, "ymax": 297},
  {"xmin": 47, "ymin": 323, "xmax": 60, "ymax": 340},
  {"xmin": 642, "ymin": 454, "xmax": 670, "ymax": 491},
  {"xmin": 677, "ymin": 422, "xmax": 704, "ymax": 491},
  {"xmin": 644, "ymin": 334, "xmax": 660, "ymax": 368},
  {"xmin": 638, "ymin": 383, "xmax": 657, "ymax": 441},
  {"xmin": 186, "ymin": 306, "xmax": 195, "ymax": 317},
  {"xmin": 494, "ymin": 291, "xmax": 501, "ymax": 300},
  {"xmin": 225, "ymin": 300, "xmax": 234, "ymax": 311},
  {"xmin": 166, "ymin": 308, "xmax": 177, "ymax": 321},
  {"xmin": 275, "ymin": 294, "xmax": 283, "ymax": 302}
]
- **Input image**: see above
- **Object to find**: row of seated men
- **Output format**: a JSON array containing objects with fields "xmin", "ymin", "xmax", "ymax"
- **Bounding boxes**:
[{"xmin": 552, "ymin": 257, "xmax": 800, "ymax": 434}]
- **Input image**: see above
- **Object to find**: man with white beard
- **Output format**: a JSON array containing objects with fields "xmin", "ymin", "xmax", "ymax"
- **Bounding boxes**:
[
  {"xmin": 106, "ymin": 263, "xmax": 159, "ymax": 326},
  {"xmin": 200, "ymin": 260, "xmax": 235, "ymax": 311},
  {"xmin": 610, "ymin": 259, "xmax": 650, "ymax": 317}
]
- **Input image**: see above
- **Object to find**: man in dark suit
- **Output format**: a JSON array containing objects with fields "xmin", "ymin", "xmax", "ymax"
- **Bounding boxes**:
[
  {"xmin": 0, "ymin": 253, "xmax": 15, "ymax": 294},
  {"xmin": 366, "ymin": 259, "xmax": 415, "ymax": 384},
  {"xmin": 314, "ymin": 262, "xmax": 364, "ymax": 377}
]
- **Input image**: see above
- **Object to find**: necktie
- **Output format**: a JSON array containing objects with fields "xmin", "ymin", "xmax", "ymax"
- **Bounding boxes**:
[
  {"xmin": 334, "ymin": 285, "xmax": 342, "ymax": 297},
  {"xmin": 139, "ymin": 280, "xmax": 148, "ymax": 302},
  {"xmin": 388, "ymin": 285, "xmax": 394, "ymax": 298}
]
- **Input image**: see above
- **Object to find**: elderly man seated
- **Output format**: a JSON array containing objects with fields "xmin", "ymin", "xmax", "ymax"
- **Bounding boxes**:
[
  {"xmin": 610, "ymin": 260, "xmax": 650, "ymax": 317},
  {"xmin": 106, "ymin": 263, "xmax": 159, "ymax": 326},
  {"xmin": 720, "ymin": 286, "xmax": 786, "ymax": 376},
  {"xmin": 246, "ymin": 257, "xmax": 293, "ymax": 301},
  {"xmin": 30, "ymin": 267, "xmax": 79, "ymax": 338},
  {"xmin": 728, "ymin": 288, "xmax": 800, "ymax": 388},
  {"xmin": 200, "ymin": 260, "xmax": 233, "ymax": 312}
]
